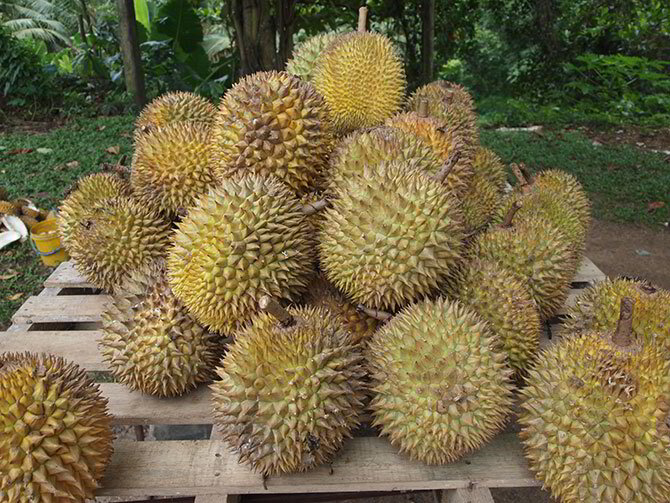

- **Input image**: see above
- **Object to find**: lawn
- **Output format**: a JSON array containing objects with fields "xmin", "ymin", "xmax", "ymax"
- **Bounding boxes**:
[{"xmin": 0, "ymin": 115, "xmax": 668, "ymax": 329}]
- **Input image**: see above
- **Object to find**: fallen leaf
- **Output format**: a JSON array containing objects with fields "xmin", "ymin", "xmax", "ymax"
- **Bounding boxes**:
[
  {"xmin": 106, "ymin": 146, "xmax": 121, "ymax": 155},
  {"xmin": 0, "ymin": 271, "xmax": 18, "ymax": 280},
  {"xmin": 120, "ymin": 132, "xmax": 132, "ymax": 138},
  {"xmin": 36, "ymin": 147, "xmax": 53, "ymax": 154},
  {"xmin": 6, "ymin": 148, "xmax": 33, "ymax": 155},
  {"xmin": 34, "ymin": 192, "xmax": 50, "ymax": 198},
  {"xmin": 635, "ymin": 249, "xmax": 652, "ymax": 256},
  {"xmin": 97, "ymin": 125, "xmax": 107, "ymax": 131},
  {"xmin": 65, "ymin": 160, "xmax": 80, "ymax": 169},
  {"xmin": 648, "ymin": 201, "xmax": 665, "ymax": 212},
  {"xmin": 6, "ymin": 292, "xmax": 23, "ymax": 301}
]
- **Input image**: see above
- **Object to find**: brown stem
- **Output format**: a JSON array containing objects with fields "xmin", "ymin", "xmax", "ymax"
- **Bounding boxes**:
[
  {"xmin": 357, "ymin": 6, "xmax": 368, "ymax": 32},
  {"xmin": 356, "ymin": 304, "xmax": 392, "ymax": 322},
  {"xmin": 259, "ymin": 296, "xmax": 295, "ymax": 327},
  {"xmin": 511, "ymin": 163, "xmax": 528, "ymax": 186},
  {"xmin": 302, "ymin": 198, "xmax": 330, "ymax": 216},
  {"xmin": 501, "ymin": 201, "xmax": 522, "ymax": 227},
  {"xmin": 417, "ymin": 99, "xmax": 429, "ymax": 118},
  {"xmin": 612, "ymin": 297, "xmax": 635, "ymax": 347},
  {"xmin": 432, "ymin": 150, "xmax": 461, "ymax": 184}
]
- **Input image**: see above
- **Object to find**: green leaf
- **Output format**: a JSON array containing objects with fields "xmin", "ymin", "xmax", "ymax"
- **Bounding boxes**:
[
  {"xmin": 153, "ymin": 0, "xmax": 203, "ymax": 53},
  {"xmin": 134, "ymin": 0, "xmax": 151, "ymax": 33}
]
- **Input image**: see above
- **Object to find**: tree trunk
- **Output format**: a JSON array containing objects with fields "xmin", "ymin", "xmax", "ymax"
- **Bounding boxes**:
[
  {"xmin": 534, "ymin": 0, "xmax": 558, "ymax": 59},
  {"xmin": 421, "ymin": 0, "xmax": 435, "ymax": 83},
  {"xmin": 229, "ymin": 0, "xmax": 278, "ymax": 76},
  {"xmin": 276, "ymin": 0, "xmax": 297, "ymax": 69},
  {"xmin": 116, "ymin": 0, "xmax": 146, "ymax": 108}
]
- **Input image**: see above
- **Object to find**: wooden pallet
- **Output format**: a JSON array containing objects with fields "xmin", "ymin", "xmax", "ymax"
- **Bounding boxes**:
[{"xmin": 0, "ymin": 258, "xmax": 606, "ymax": 503}]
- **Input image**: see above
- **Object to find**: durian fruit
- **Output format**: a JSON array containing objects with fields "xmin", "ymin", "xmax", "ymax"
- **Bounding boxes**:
[
  {"xmin": 0, "ymin": 187, "xmax": 8, "ymax": 200},
  {"xmin": 167, "ymin": 174, "xmax": 315, "ymax": 334},
  {"xmin": 0, "ymin": 201, "xmax": 20, "ymax": 216},
  {"xmin": 519, "ymin": 298, "xmax": 670, "ymax": 502},
  {"xmin": 327, "ymin": 126, "xmax": 443, "ymax": 193},
  {"xmin": 0, "ymin": 352, "xmax": 114, "ymax": 502},
  {"xmin": 211, "ymin": 71, "xmax": 333, "ymax": 195},
  {"xmin": 19, "ymin": 215, "xmax": 39, "ymax": 230},
  {"xmin": 563, "ymin": 277, "xmax": 670, "ymax": 352},
  {"xmin": 58, "ymin": 172, "xmax": 130, "ymax": 248},
  {"xmin": 134, "ymin": 91, "xmax": 216, "ymax": 141},
  {"xmin": 313, "ymin": 32, "xmax": 406, "ymax": 134},
  {"xmin": 100, "ymin": 262, "xmax": 224, "ymax": 397},
  {"xmin": 303, "ymin": 274, "xmax": 379, "ymax": 344},
  {"xmin": 286, "ymin": 32, "xmax": 340, "ymax": 82},
  {"xmin": 460, "ymin": 173, "xmax": 503, "ymax": 233},
  {"xmin": 320, "ymin": 161, "xmax": 464, "ymax": 311},
  {"xmin": 531, "ymin": 169, "xmax": 590, "ymax": 231},
  {"xmin": 211, "ymin": 297, "xmax": 366, "ymax": 475},
  {"xmin": 473, "ymin": 147, "xmax": 506, "ymax": 190},
  {"xmin": 385, "ymin": 112, "xmax": 474, "ymax": 197},
  {"xmin": 66, "ymin": 196, "xmax": 172, "ymax": 292},
  {"xmin": 368, "ymin": 297, "xmax": 514, "ymax": 464},
  {"xmin": 469, "ymin": 206, "xmax": 575, "ymax": 319},
  {"xmin": 131, "ymin": 122, "xmax": 216, "ymax": 216},
  {"xmin": 450, "ymin": 260, "xmax": 541, "ymax": 375}
]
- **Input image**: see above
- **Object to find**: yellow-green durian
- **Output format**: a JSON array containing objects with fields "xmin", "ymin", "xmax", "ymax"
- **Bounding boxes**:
[
  {"xmin": 368, "ymin": 297, "xmax": 514, "ymax": 464},
  {"xmin": 460, "ymin": 173, "xmax": 503, "ymax": 233},
  {"xmin": 100, "ymin": 262, "xmax": 224, "ymax": 397},
  {"xmin": 211, "ymin": 71, "xmax": 333, "ymax": 195},
  {"xmin": 286, "ymin": 32, "xmax": 340, "ymax": 82},
  {"xmin": 134, "ymin": 91, "xmax": 216, "ymax": 141},
  {"xmin": 211, "ymin": 303, "xmax": 366, "ymax": 475},
  {"xmin": 167, "ymin": 174, "xmax": 315, "ymax": 334},
  {"xmin": 313, "ymin": 32, "xmax": 406, "ymax": 134},
  {"xmin": 531, "ymin": 169, "xmax": 590, "ymax": 230},
  {"xmin": 473, "ymin": 147, "xmax": 506, "ymax": 190},
  {"xmin": 320, "ymin": 161, "xmax": 464, "ymax": 311},
  {"xmin": 0, "ymin": 352, "xmax": 114, "ymax": 502}
]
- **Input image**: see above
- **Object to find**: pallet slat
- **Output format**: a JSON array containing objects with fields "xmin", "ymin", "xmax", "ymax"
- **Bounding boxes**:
[
  {"xmin": 43, "ymin": 261, "xmax": 95, "ymax": 289},
  {"xmin": 11, "ymin": 295, "xmax": 111, "ymax": 325},
  {"xmin": 0, "ymin": 331, "xmax": 103, "ymax": 368},
  {"xmin": 98, "ymin": 434, "xmax": 538, "ymax": 496}
]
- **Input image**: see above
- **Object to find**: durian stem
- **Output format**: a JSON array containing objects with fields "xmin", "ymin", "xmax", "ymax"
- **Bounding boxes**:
[
  {"xmin": 511, "ymin": 163, "xmax": 528, "ymax": 186},
  {"xmin": 303, "ymin": 199, "xmax": 330, "ymax": 216},
  {"xmin": 356, "ymin": 304, "xmax": 392, "ymax": 322},
  {"xmin": 417, "ymin": 99, "xmax": 429, "ymax": 118},
  {"xmin": 357, "ymin": 6, "xmax": 368, "ymax": 32},
  {"xmin": 613, "ymin": 297, "xmax": 635, "ymax": 348},
  {"xmin": 259, "ymin": 296, "xmax": 295, "ymax": 327},
  {"xmin": 433, "ymin": 150, "xmax": 461, "ymax": 184},
  {"xmin": 501, "ymin": 201, "xmax": 522, "ymax": 227}
]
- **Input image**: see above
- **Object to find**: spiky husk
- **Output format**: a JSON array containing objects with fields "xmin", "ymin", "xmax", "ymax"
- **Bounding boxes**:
[
  {"xmin": 519, "ymin": 332, "xmax": 670, "ymax": 502},
  {"xmin": 473, "ymin": 147, "xmax": 506, "ymax": 190},
  {"xmin": 131, "ymin": 122, "xmax": 216, "ymax": 216},
  {"xmin": 66, "ymin": 196, "xmax": 172, "ymax": 293},
  {"xmin": 327, "ymin": 126, "xmax": 443, "ymax": 193},
  {"xmin": 320, "ymin": 161, "xmax": 464, "ymax": 311},
  {"xmin": 368, "ymin": 298, "xmax": 514, "ymax": 464},
  {"xmin": 409, "ymin": 80, "xmax": 475, "ymax": 110},
  {"xmin": 167, "ymin": 175, "xmax": 315, "ymax": 334},
  {"xmin": 563, "ymin": 278, "xmax": 670, "ymax": 351},
  {"xmin": 451, "ymin": 260, "xmax": 541, "ymax": 374},
  {"xmin": 469, "ymin": 217, "xmax": 575, "ymax": 319},
  {"xmin": 0, "ymin": 352, "xmax": 114, "ymax": 502},
  {"xmin": 19, "ymin": 215, "xmax": 39, "ymax": 230},
  {"xmin": 532, "ymin": 169, "xmax": 590, "ymax": 230},
  {"xmin": 313, "ymin": 32, "xmax": 406, "ymax": 134},
  {"xmin": 303, "ymin": 274, "xmax": 379, "ymax": 344},
  {"xmin": 385, "ymin": 112, "xmax": 474, "ymax": 197},
  {"xmin": 286, "ymin": 33, "xmax": 340, "ymax": 82},
  {"xmin": 58, "ymin": 173, "xmax": 130, "ymax": 249},
  {"xmin": 100, "ymin": 263, "xmax": 224, "ymax": 397},
  {"xmin": 211, "ymin": 71, "xmax": 333, "ymax": 195},
  {"xmin": 134, "ymin": 91, "xmax": 216, "ymax": 141},
  {"xmin": 0, "ymin": 201, "xmax": 20, "ymax": 216},
  {"xmin": 460, "ymin": 173, "xmax": 503, "ymax": 232},
  {"xmin": 211, "ymin": 305, "xmax": 366, "ymax": 475}
]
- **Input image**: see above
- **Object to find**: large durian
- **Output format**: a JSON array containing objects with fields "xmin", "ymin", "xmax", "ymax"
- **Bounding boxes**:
[
  {"xmin": 66, "ymin": 195, "xmax": 172, "ymax": 292},
  {"xmin": 134, "ymin": 91, "xmax": 216, "ymax": 140},
  {"xmin": 131, "ymin": 122, "xmax": 217, "ymax": 216},
  {"xmin": 211, "ymin": 298, "xmax": 366, "ymax": 475},
  {"xmin": 0, "ymin": 352, "xmax": 114, "ymax": 502},
  {"xmin": 167, "ymin": 174, "xmax": 315, "ymax": 334},
  {"xmin": 100, "ymin": 262, "xmax": 224, "ymax": 397},
  {"xmin": 473, "ymin": 147, "xmax": 506, "ymax": 190},
  {"xmin": 368, "ymin": 297, "xmax": 514, "ymax": 464},
  {"xmin": 563, "ymin": 277, "xmax": 670, "ymax": 352},
  {"xmin": 211, "ymin": 71, "xmax": 333, "ymax": 195},
  {"xmin": 532, "ymin": 169, "xmax": 590, "ymax": 230},
  {"xmin": 320, "ymin": 161, "xmax": 464, "ymax": 311},
  {"xmin": 313, "ymin": 31, "xmax": 406, "ymax": 134},
  {"xmin": 286, "ymin": 32, "xmax": 340, "ymax": 82},
  {"xmin": 519, "ymin": 298, "xmax": 670, "ymax": 502}
]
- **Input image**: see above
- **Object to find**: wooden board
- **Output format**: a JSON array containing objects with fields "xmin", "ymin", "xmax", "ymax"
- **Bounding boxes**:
[
  {"xmin": 11, "ymin": 294, "xmax": 111, "ymax": 325},
  {"xmin": 0, "ymin": 330, "xmax": 104, "ymax": 369},
  {"xmin": 98, "ymin": 434, "xmax": 538, "ymax": 496},
  {"xmin": 43, "ymin": 260, "xmax": 95, "ymax": 289}
]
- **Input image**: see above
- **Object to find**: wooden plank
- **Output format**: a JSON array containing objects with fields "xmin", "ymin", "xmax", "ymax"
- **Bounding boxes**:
[
  {"xmin": 573, "ymin": 257, "xmax": 605, "ymax": 284},
  {"xmin": 0, "ymin": 331, "xmax": 103, "ymax": 369},
  {"xmin": 441, "ymin": 488, "xmax": 494, "ymax": 503},
  {"xmin": 44, "ymin": 261, "xmax": 94, "ymax": 289},
  {"xmin": 195, "ymin": 426, "xmax": 240, "ymax": 503},
  {"xmin": 11, "ymin": 295, "xmax": 111, "ymax": 325}
]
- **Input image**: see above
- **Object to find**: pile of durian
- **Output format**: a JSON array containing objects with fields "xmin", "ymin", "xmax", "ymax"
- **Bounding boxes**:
[{"xmin": 3, "ymin": 9, "xmax": 670, "ymax": 503}]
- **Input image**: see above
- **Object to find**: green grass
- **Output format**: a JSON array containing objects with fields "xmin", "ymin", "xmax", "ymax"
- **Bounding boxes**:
[{"xmin": 481, "ymin": 129, "xmax": 670, "ymax": 225}]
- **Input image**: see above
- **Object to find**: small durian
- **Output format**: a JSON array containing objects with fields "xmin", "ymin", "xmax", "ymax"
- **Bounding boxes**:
[
  {"xmin": 100, "ymin": 262, "xmax": 224, "ymax": 397},
  {"xmin": 131, "ymin": 122, "xmax": 217, "ymax": 216},
  {"xmin": 519, "ymin": 298, "xmax": 670, "ymax": 503},
  {"xmin": 211, "ymin": 71, "xmax": 333, "ymax": 195},
  {"xmin": 167, "ymin": 174, "xmax": 315, "ymax": 334},
  {"xmin": 0, "ymin": 200, "xmax": 20, "ymax": 216},
  {"xmin": 134, "ymin": 91, "xmax": 216, "ymax": 140},
  {"xmin": 450, "ymin": 260, "xmax": 541, "ymax": 374},
  {"xmin": 211, "ymin": 297, "xmax": 366, "ymax": 475},
  {"xmin": 473, "ymin": 147, "xmax": 506, "ymax": 190},
  {"xmin": 563, "ymin": 277, "xmax": 670, "ymax": 351},
  {"xmin": 286, "ymin": 32, "xmax": 340, "ymax": 82},
  {"xmin": 409, "ymin": 80, "xmax": 475, "ymax": 111},
  {"xmin": 368, "ymin": 297, "xmax": 514, "ymax": 464},
  {"xmin": 0, "ymin": 352, "xmax": 114, "ymax": 502},
  {"xmin": 460, "ymin": 172, "xmax": 503, "ymax": 233},
  {"xmin": 66, "ymin": 196, "xmax": 172, "ymax": 292},
  {"xmin": 320, "ymin": 161, "xmax": 464, "ymax": 311},
  {"xmin": 531, "ymin": 169, "xmax": 590, "ymax": 231}
]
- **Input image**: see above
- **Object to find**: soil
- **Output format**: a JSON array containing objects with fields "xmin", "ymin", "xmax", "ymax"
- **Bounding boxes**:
[{"xmin": 572, "ymin": 125, "xmax": 670, "ymax": 154}]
